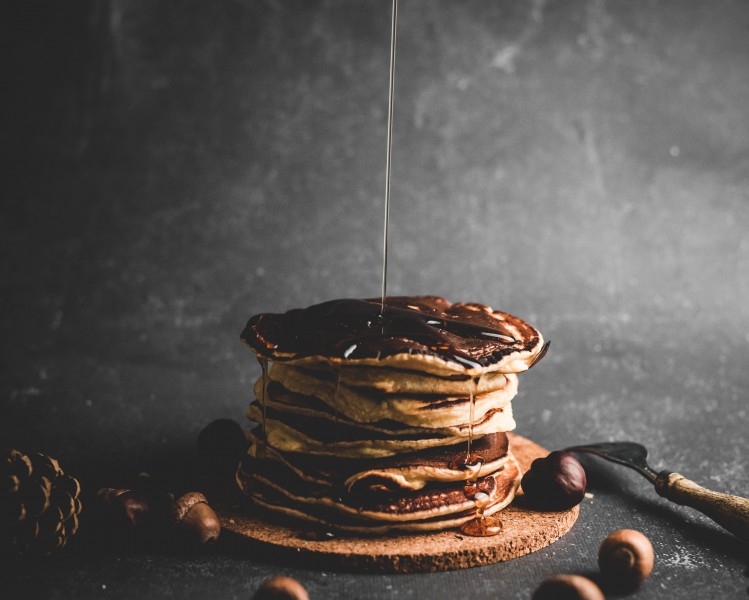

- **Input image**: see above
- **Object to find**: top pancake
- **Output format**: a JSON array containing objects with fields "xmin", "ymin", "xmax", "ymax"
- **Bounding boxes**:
[{"xmin": 241, "ymin": 296, "xmax": 547, "ymax": 375}]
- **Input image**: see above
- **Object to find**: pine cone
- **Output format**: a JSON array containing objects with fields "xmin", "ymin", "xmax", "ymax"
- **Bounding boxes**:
[{"xmin": 0, "ymin": 449, "xmax": 83, "ymax": 557}]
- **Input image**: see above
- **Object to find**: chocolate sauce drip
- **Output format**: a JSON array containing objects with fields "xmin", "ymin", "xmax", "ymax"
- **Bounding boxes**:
[{"xmin": 242, "ymin": 298, "xmax": 522, "ymax": 368}]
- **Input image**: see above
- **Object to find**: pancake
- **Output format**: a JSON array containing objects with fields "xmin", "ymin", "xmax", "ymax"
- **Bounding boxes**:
[
  {"xmin": 243, "ymin": 430, "xmax": 511, "ymax": 494},
  {"xmin": 241, "ymin": 296, "xmax": 547, "ymax": 376},
  {"xmin": 247, "ymin": 402, "xmax": 515, "ymax": 458},
  {"xmin": 272, "ymin": 361, "xmax": 513, "ymax": 395},
  {"xmin": 254, "ymin": 382, "xmax": 515, "ymax": 439},
  {"xmin": 261, "ymin": 365, "xmax": 518, "ymax": 428},
  {"xmin": 237, "ymin": 451, "xmax": 522, "ymax": 534},
  {"xmin": 237, "ymin": 295, "xmax": 546, "ymax": 535},
  {"xmin": 339, "ymin": 365, "xmax": 510, "ymax": 395}
]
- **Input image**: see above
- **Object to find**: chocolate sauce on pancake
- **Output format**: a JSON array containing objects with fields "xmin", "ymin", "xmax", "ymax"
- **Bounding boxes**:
[{"xmin": 242, "ymin": 297, "xmax": 521, "ymax": 369}]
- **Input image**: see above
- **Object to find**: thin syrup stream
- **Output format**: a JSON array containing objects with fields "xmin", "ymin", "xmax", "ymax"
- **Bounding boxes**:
[
  {"xmin": 257, "ymin": 357, "xmax": 269, "ymax": 456},
  {"xmin": 466, "ymin": 376, "xmax": 479, "ymax": 458},
  {"xmin": 250, "ymin": 0, "xmax": 515, "ymax": 538},
  {"xmin": 333, "ymin": 371, "xmax": 341, "ymax": 442},
  {"xmin": 460, "ymin": 374, "xmax": 502, "ymax": 536},
  {"xmin": 380, "ymin": 0, "xmax": 398, "ymax": 316}
]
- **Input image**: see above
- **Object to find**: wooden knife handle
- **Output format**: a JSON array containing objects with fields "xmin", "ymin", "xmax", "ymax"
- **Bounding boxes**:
[{"xmin": 655, "ymin": 471, "xmax": 749, "ymax": 541}]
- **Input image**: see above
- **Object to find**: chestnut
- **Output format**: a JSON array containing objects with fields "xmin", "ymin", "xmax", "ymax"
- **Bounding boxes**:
[
  {"xmin": 532, "ymin": 574, "xmax": 604, "ymax": 600},
  {"xmin": 252, "ymin": 576, "xmax": 309, "ymax": 600},
  {"xmin": 521, "ymin": 450, "xmax": 587, "ymax": 510},
  {"xmin": 598, "ymin": 529, "xmax": 654, "ymax": 590}
]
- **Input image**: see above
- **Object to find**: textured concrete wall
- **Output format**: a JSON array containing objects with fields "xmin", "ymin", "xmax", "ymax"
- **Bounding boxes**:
[{"xmin": 5, "ymin": 0, "xmax": 748, "ymax": 453}]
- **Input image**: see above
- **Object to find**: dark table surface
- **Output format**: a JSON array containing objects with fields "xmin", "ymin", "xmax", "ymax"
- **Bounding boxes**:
[{"xmin": 2, "ymin": 0, "xmax": 748, "ymax": 598}]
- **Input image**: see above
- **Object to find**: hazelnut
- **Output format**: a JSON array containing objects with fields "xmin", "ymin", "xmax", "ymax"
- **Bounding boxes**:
[
  {"xmin": 521, "ymin": 450, "xmax": 587, "ymax": 510},
  {"xmin": 252, "ymin": 576, "xmax": 309, "ymax": 600},
  {"xmin": 97, "ymin": 488, "xmax": 152, "ymax": 528},
  {"xmin": 532, "ymin": 574, "xmax": 604, "ymax": 600},
  {"xmin": 95, "ymin": 486, "xmax": 175, "ymax": 549},
  {"xmin": 171, "ymin": 491, "xmax": 220, "ymax": 545},
  {"xmin": 598, "ymin": 528, "xmax": 654, "ymax": 590},
  {"xmin": 197, "ymin": 419, "xmax": 247, "ymax": 478}
]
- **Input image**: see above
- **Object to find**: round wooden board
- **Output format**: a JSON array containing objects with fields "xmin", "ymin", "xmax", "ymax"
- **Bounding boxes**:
[{"xmin": 216, "ymin": 433, "xmax": 579, "ymax": 573}]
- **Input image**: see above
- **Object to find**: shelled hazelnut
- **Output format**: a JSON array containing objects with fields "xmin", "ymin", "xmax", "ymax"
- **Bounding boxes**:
[
  {"xmin": 598, "ymin": 529, "xmax": 654, "ymax": 590},
  {"xmin": 532, "ymin": 574, "xmax": 604, "ymax": 600},
  {"xmin": 252, "ymin": 576, "xmax": 309, "ymax": 600},
  {"xmin": 521, "ymin": 451, "xmax": 587, "ymax": 510},
  {"xmin": 171, "ymin": 491, "xmax": 220, "ymax": 545}
]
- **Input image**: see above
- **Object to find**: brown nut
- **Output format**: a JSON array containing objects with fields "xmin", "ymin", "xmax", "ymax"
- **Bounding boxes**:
[
  {"xmin": 521, "ymin": 450, "xmax": 587, "ymax": 510},
  {"xmin": 172, "ymin": 492, "xmax": 220, "ymax": 545},
  {"xmin": 252, "ymin": 576, "xmax": 309, "ymax": 600},
  {"xmin": 598, "ymin": 528, "xmax": 654, "ymax": 590},
  {"xmin": 532, "ymin": 574, "xmax": 604, "ymax": 600},
  {"xmin": 197, "ymin": 419, "xmax": 247, "ymax": 478},
  {"xmin": 97, "ymin": 487, "xmax": 151, "ymax": 528}
]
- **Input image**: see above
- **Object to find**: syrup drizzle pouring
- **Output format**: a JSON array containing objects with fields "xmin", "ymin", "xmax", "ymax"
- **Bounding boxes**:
[
  {"xmin": 377, "ymin": 9, "xmax": 499, "ymax": 537},
  {"xmin": 380, "ymin": 0, "xmax": 398, "ymax": 316},
  {"xmin": 249, "ymin": 0, "xmax": 523, "ymax": 539}
]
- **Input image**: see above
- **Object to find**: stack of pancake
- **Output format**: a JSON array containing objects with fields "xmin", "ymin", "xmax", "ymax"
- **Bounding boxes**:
[{"xmin": 237, "ymin": 296, "xmax": 546, "ymax": 534}]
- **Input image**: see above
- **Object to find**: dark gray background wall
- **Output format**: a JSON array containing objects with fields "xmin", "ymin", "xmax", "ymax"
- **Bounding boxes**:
[{"xmin": 2, "ymin": 1, "xmax": 748, "ymax": 598}]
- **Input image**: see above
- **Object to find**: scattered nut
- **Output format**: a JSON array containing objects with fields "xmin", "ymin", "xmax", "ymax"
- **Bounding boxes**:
[
  {"xmin": 532, "ymin": 574, "xmax": 604, "ymax": 600},
  {"xmin": 521, "ymin": 450, "xmax": 587, "ymax": 510},
  {"xmin": 598, "ymin": 528, "xmax": 654, "ymax": 590},
  {"xmin": 97, "ymin": 488, "xmax": 152, "ymax": 528},
  {"xmin": 197, "ymin": 419, "xmax": 247, "ymax": 478},
  {"xmin": 252, "ymin": 576, "xmax": 309, "ymax": 600},
  {"xmin": 171, "ymin": 491, "xmax": 220, "ymax": 545},
  {"xmin": 95, "ymin": 486, "xmax": 171, "ymax": 549}
]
